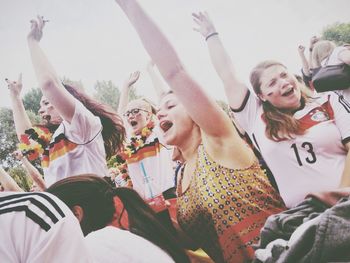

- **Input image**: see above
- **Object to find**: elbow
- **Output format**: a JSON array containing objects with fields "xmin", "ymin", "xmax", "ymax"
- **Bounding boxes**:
[
  {"xmin": 40, "ymin": 78, "xmax": 59, "ymax": 94},
  {"xmin": 163, "ymin": 63, "xmax": 186, "ymax": 83}
]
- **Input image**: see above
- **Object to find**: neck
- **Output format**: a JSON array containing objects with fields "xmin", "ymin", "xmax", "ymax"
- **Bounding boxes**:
[{"xmin": 177, "ymin": 127, "xmax": 201, "ymax": 162}]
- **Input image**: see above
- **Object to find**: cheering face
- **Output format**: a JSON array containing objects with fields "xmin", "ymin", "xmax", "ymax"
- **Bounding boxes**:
[
  {"xmin": 258, "ymin": 65, "xmax": 302, "ymax": 111},
  {"xmin": 124, "ymin": 100, "xmax": 151, "ymax": 135},
  {"xmin": 38, "ymin": 97, "xmax": 62, "ymax": 125},
  {"xmin": 157, "ymin": 93, "xmax": 196, "ymax": 146}
]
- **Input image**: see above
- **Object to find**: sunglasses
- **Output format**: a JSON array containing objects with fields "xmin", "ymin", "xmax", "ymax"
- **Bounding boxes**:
[{"xmin": 123, "ymin": 108, "xmax": 150, "ymax": 118}]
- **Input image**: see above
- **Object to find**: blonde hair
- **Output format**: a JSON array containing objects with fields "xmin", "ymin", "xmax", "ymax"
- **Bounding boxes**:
[
  {"xmin": 250, "ymin": 60, "xmax": 309, "ymax": 141},
  {"xmin": 311, "ymin": 40, "xmax": 336, "ymax": 68}
]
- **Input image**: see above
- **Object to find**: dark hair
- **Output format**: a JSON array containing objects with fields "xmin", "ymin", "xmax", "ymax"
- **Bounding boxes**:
[
  {"xmin": 46, "ymin": 175, "xmax": 189, "ymax": 263},
  {"xmin": 63, "ymin": 84, "xmax": 125, "ymax": 159}
]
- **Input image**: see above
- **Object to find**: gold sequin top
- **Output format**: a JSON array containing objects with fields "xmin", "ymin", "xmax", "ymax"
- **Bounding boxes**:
[{"xmin": 177, "ymin": 145, "xmax": 286, "ymax": 263}]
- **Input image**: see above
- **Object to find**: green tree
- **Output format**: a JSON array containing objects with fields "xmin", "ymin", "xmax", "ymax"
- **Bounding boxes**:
[
  {"xmin": 93, "ymin": 80, "xmax": 140, "ymax": 111},
  {"xmin": 93, "ymin": 80, "xmax": 120, "ymax": 110},
  {"xmin": 322, "ymin": 22, "xmax": 350, "ymax": 45},
  {"xmin": 8, "ymin": 166, "xmax": 33, "ymax": 192},
  {"xmin": 23, "ymin": 87, "xmax": 42, "ymax": 114},
  {"xmin": 0, "ymin": 107, "xmax": 18, "ymax": 168}
]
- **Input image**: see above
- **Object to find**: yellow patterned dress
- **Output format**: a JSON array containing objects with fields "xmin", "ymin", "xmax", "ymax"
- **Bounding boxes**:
[{"xmin": 176, "ymin": 145, "xmax": 286, "ymax": 263}]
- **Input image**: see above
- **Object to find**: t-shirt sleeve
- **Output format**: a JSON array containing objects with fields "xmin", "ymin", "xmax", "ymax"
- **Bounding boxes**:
[
  {"xmin": 329, "ymin": 92, "xmax": 350, "ymax": 144},
  {"xmin": 230, "ymin": 90, "xmax": 261, "ymax": 134},
  {"xmin": 62, "ymin": 99, "xmax": 102, "ymax": 144}
]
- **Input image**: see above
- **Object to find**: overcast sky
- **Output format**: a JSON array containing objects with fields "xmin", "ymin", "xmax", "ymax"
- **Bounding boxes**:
[{"xmin": 0, "ymin": 0, "xmax": 349, "ymax": 109}]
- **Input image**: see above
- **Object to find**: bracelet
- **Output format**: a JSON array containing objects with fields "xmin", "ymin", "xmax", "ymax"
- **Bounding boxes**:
[{"xmin": 205, "ymin": 32, "xmax": 218, "ymax": 41}]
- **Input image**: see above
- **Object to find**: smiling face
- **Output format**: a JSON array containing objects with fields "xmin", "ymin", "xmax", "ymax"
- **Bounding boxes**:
[
  {"xmin": 156, "ymin": 93, "xmax": 197, "ymax": 146},
  {"xmin": 124, "ymin": 100, "xmax": 152, "ymax": 135},
  {"xmin": 38, "ymin": 96, "xmax": 62, "ymax": 125},
  {"xmin": 258, "ymin": 65, "xmax": 302, "ymax": 111}
]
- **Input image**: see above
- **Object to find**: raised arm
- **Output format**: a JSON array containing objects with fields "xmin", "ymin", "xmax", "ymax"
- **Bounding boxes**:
[
  {"xmin": 13, "ymin": 150, "xmax": 46, "ymax": 191},
  {"xmin": 192, "ymin": 12, "xmax": 248, "ymax": 110},
  {"xmin": 27, "ymin": 16, "xmax": 76, "ymax": 123},
  {"xmin": 114, "ymin": 1, "xmax": 234, "ymax": 139},
  {"xmin": 6, "ymin": 74, "xmax": 33, "ymax": 140},
  {"xmin": 117, "ymin": 71, "xmax": 140, "ymax": 116},
  {"xmin": 297, "ymin": 45, "xmax": 311, "ymax": 76},
  {"xmin": 146, "ymin": 61, "xmax": 168, "ymax": 101},
  {"xmin": 308, "ymin": 36, "xmax": 320, "ymax": 68},
  {"xmin": 0, "ymin": 166, "xmax": 23, "ymax": 192}
]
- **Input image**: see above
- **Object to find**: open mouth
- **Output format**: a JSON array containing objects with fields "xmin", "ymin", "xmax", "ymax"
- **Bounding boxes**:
[
  {"xmin": 282, "ymin": 87, "xmax": 294, "ymax": 97},
  {"xmin": 130, "ymin": 120, "xmax": 138, "ymax": 127},
  {"xmin": 42, "ymin": 115, "xmax": 51, "ymax": 122},
  {"xmin": 160, "ymin": 120, "xmax": 173, "ymax": 133}
]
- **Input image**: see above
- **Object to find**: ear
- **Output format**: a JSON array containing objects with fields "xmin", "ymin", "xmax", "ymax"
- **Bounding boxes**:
[
  {"xmin": 71, "ymin": 205, "xmax": 84, "ymax": 223},
  {"xmin": 258, "ymin": 93, "xmax": 267, "ymax": 102}
]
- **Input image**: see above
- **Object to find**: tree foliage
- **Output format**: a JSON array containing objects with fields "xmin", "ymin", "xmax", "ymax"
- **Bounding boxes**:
[
  {"xmin": 322, "ymin": 22, "xmax": 350, "ymax": 45},
  {"xmin": 93, "ymin": 80, "xmax": 120, "ymax": 110},
  {"xmin": 23, "ymin": 88, "xmax": 42, "ymax": 114},
  {"xmin": 0, "ymin": 107, "xmax": 18, "ymax": 168},
  {"xmin": 8, "ymin": 166, "xmax": 33, "ymax": 192}
]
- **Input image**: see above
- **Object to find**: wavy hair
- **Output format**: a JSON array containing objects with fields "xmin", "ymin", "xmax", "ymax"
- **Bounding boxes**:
[
  {"xmin": 311, "ymin": 40, "xmax": 336, "ymax": 68},
  {"xmin": 250, "ymin": 60, "xmax": 309, "ymax": 141},
  {"xmin": 46, "ymin": 174, "xmax": 190, "ymax": 263},
  {"xmin": 63, "ymin": 84, "xmax": 125, "ymax": 159}
]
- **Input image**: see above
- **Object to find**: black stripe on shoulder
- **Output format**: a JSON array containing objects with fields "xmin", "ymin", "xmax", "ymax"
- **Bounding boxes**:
[
  {"xmin": 342, "ymin": 136, "xmax": 350, "ymax": 145},
  {"xmin": 0, "ymin": 205, "xmax": 51, "ymax": 231},
  {"xmin": 0, "ymin": 192, "xmax": 65, "ymax": 218},
  {"xmin": 0, "ymin": 197, "xmax": 60, "ymax": 224},
  {"xmin": 230, "ymin": 90, "xmax": 251, "ymax": 113}
]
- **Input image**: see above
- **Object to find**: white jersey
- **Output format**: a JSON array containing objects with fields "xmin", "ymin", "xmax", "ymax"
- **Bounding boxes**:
[
  {"xmin": 322, "ymin": 46, "xmax": 350, "ymax": 101},
  {"xmin": 126, "ymin": 126, "xmax": 175, "ymax": 199},
  {"xmin": 0, "ymin": 192, "xmax": 92, "ymax": 262},
  {"xmin": 85, "ymin": 226, "xmax": 174, "ymax": 263},
  {"xmin": 43, "ymin": 99, "xmax": 108, "ymax": 186},
  {"xmin": 233, "ymin": 91, "xmax": 350, "ymax": 207}
]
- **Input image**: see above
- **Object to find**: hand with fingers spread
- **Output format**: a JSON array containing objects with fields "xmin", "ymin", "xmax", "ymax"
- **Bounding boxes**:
[
  {"xmin": 192, "ymin": 12, "xmax": 217, "ymax": 39},
  {"xmin": 124, "ymin": 71, "xmax": 140, "ymax": 88},
  {"xmin": 28, "ymin": 15, "xmax": 48, "ymax": 42},
  {"xmin": 5, "ymin": 73, "xmax": 23, "ymax": 97}
]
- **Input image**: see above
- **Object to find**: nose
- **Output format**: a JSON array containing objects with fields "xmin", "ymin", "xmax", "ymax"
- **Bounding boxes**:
[
  {"xmin": 279, "ymin": 78, "xmax": 290, "ymax": 89},
  {"xmin": 156, "ymin": 109, "xmax": 166, "ymax": 120},
  {"xmin": 38, "ymin": 106, "xmax": 45, "ymax": 116}
]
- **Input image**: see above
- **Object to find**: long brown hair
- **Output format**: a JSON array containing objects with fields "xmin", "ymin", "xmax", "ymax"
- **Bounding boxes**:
[
  {"xmin": 250, "ymin": 60, "xmax": 309, "ymax": 141},
  {"xmin": 63, "ymin": 84, "xmax": 125, "ymax": 159},
  {"xmin": 46, "ymin": 175, "xmax": 190, "ymax": 263}
]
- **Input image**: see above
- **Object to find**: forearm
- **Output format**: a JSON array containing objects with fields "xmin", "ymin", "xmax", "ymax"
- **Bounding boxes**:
[
  {"xmin": 28, "ymin": 39, "xmax": 75, "ymax": 122},
  {"xmin": 147, "ymin": 66, "xmax": 167, "ymax": 100},
  {"xmin": 206, "ymin": 35, "xmax": 248, "ymax": 109},
  {"xmin": 115, "ymin": 0, "xmax": 184, "ymax": 82},
  {"xmin": 0, "ymin": 167, "xmax": 23, "ymax": 192},
  {"xmin": 22, "ymin": 158, "xmax": 46, "ymax": 191},
  {"xmin": 299, "ymin": 52, "xmax": 311, "ymax": 76},
  {"xmin": 9, "ymin": 93, "xmax": 32, "ymax": 140}
]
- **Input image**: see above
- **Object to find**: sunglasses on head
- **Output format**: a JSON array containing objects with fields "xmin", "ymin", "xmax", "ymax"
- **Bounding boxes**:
[{"xmin": 123, "ymin": 108, "xmax": 150, "ymax": 118}]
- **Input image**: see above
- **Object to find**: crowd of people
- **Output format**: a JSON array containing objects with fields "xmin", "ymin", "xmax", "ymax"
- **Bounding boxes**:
[{"xmin": 1, "ymin": 1, "xmax": 350, "ymax": 262}]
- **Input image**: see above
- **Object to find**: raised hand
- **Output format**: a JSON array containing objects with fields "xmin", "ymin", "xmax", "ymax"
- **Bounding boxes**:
[
  {"xmin": 192, "ymin": 12, "xmax": 216, "ymax": 39},
  {"xmin": 298, "ymin": 45, "xmax": 305, "ymax": 54},
  {"xmin": 5, "ymin": 73, "xmax": 23, "ymax": 97},
  {"xmin": 124, "ymin": 71, "xmax": 140, "ymax": 88},
  {"xmin": 28, "ymin": 15, "xmax": 48, "ymax": 42}
]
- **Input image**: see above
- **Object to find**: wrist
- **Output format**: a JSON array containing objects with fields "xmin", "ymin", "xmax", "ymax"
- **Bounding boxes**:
[{"xmin": 205, "ymin": 32, "xmax": 218, "ymax": 41}]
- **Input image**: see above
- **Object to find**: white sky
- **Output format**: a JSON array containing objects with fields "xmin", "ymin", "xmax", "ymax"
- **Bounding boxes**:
[{"xmin": 0, "ymin": 0, "xmax": 349, "ymax": 109}]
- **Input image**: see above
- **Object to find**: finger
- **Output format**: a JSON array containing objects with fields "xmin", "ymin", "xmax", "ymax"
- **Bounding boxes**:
[
  {"xmin": 193, "ymin": 27, "xmax": 200, "ymax": 32},
  {"xmin": 192, "ymin": 17, "xmax": 201, "ymax": 25},
  {"xmin": 18, "ymin": 73, "xmax": 22, "ymax": 83},
  {"xmin": 5, "ymin": 78, "xmax": 10, "ymax": 84},
  {"xmin": 192, "ymin": 13, "xmax": 200, "ymax": 19}
]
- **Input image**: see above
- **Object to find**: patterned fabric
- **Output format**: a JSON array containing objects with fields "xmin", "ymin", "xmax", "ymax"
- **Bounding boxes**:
[{"xmin": 176, "ymin": 145, "xmax": 286, "ymax": 263}]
